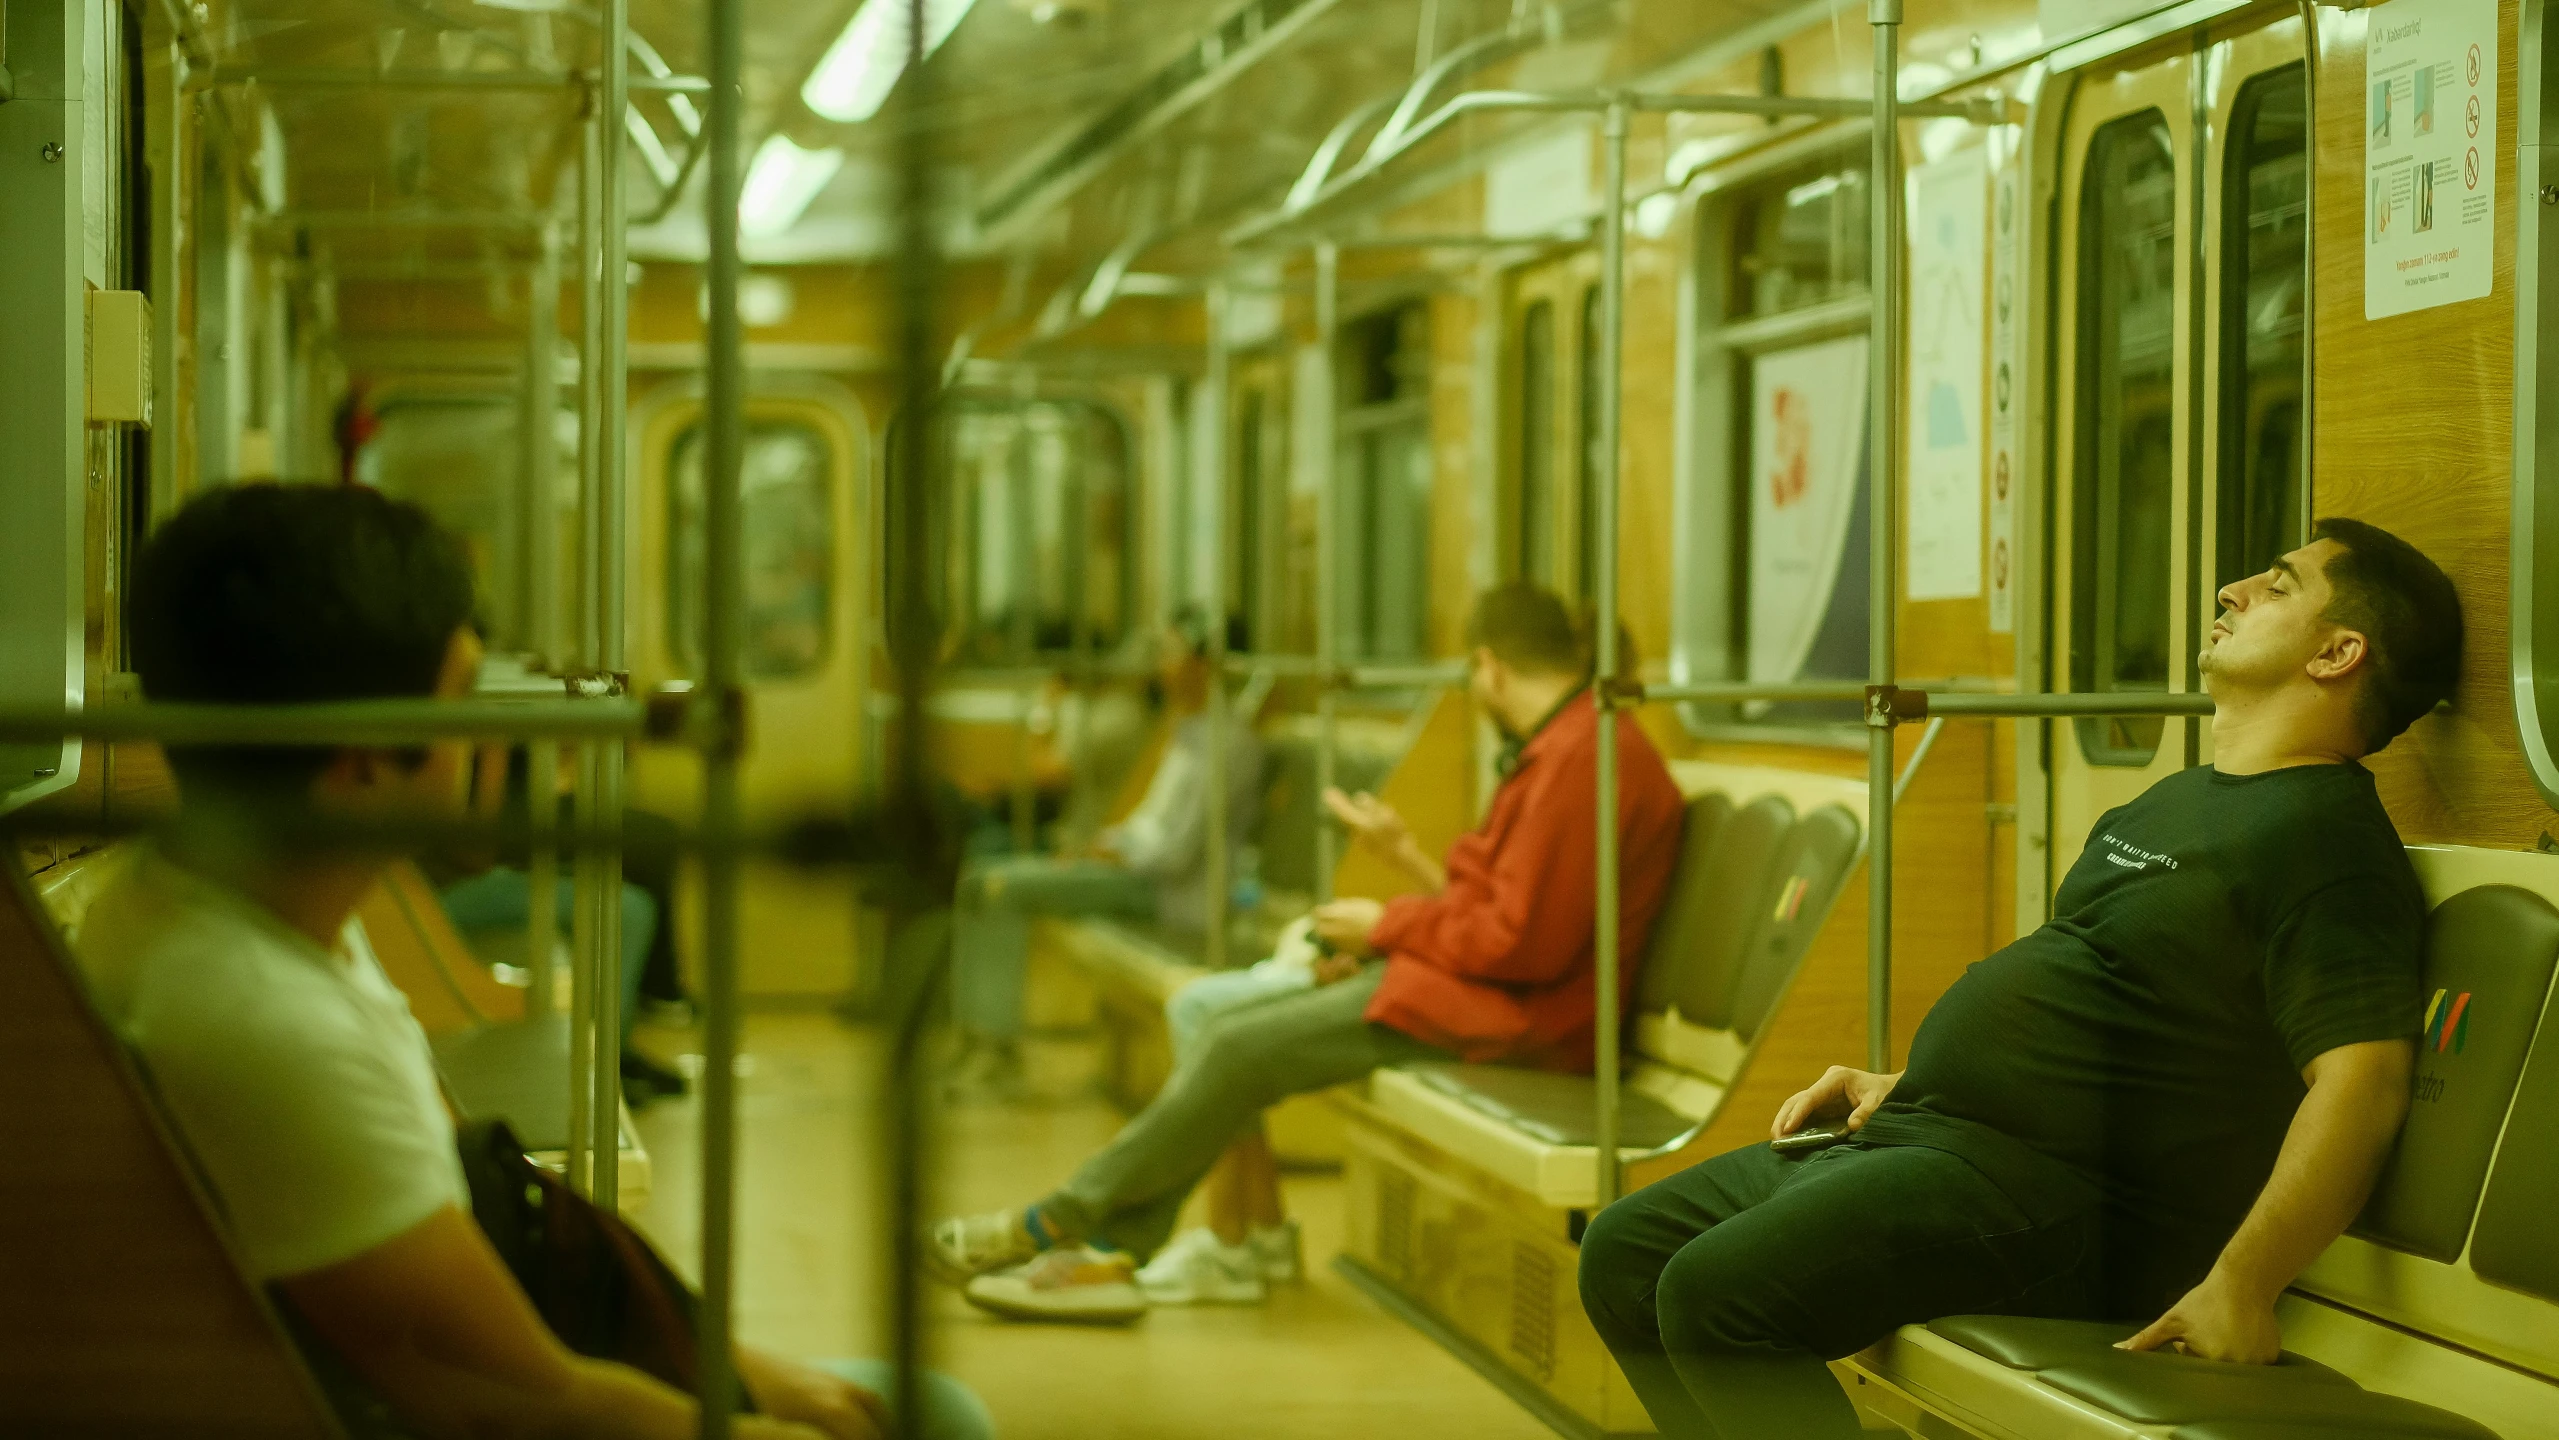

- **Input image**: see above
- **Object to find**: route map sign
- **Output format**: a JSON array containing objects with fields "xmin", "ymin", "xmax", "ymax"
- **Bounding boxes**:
[{"xmin": 2365, "ymin": 0, "xmax": 2498, "ymax": 319}]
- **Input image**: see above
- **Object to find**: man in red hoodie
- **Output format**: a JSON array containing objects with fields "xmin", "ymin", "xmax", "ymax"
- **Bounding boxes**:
[{"xmin": 929, "ymin": 583, "xmax": 1687, "ymax": 1322}]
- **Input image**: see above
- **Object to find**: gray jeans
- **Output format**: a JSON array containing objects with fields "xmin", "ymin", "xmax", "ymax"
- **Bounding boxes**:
[
  {"xmin": 951, "ymin": 855, "xmax": 1157, "ymax": 1040},
  {"xmin": 1038, "ymin": 964, "xmax": 1446, "ymax": 1257}
]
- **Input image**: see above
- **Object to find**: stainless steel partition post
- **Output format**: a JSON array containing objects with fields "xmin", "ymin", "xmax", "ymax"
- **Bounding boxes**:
[
  {"xmin": 1202, "ymin": 281, "xmax": 1233, "ymax": 970},
  {"xmin": 1312, "ymin": 243, "xmax": 1341, "ymax": 904},
  {"xmin": 1864, "ymin": 0, "xmax": 1904, "ymax": 1077},
  {"xmin": 525, "ymin": 226, "xmax": 564, "ymax": 1023},
  {"xmin": 1590, "ymin": 98, "xmax": 1629, "ymax": 1211},
  {"xmin": 589, "ymin": 0, "xmax": 633, "ymax": 1210},
  {"xmin": 695, "ymin": 0, "xmax": 745, "ymax": 1427},
  {"xmin": 567, "ymin": 88, "xmax": 609, "ymax": 1188}
]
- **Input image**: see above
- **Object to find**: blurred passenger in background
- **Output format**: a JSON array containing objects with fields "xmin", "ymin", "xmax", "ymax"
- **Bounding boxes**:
[
  {"xmin": 946, "ymin": 609, "xmax": 1261, "ymax": 1100},
  {"xmin": 929, "ymin": 584, "xmax": 1684, "ymax": 1322},
  {"xmin": 84, "ymin": 484, "xmax": 991, "ymax": 1440}
]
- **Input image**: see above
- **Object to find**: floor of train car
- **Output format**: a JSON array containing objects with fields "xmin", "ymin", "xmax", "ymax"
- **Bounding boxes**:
[{"xmin": 626, "ymin": 1012, "xmax": 1556, "ymax": 1440}]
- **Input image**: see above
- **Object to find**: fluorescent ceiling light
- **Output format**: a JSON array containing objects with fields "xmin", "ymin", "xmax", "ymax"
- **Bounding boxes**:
[
  {"xmin": 740, "ymin": 134, "xmax": 847, "ymax": 237},
  {"xmin": 802, "ymin": 0, "xmax": 981, "ymax": 123}
]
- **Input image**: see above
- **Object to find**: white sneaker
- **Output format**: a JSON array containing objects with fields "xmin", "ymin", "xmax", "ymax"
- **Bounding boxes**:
[
  {"xmin": 927, "ymin": 1208, "xmax": 1040, "ymax": 1283},
  {"xmin": 1136, "ymin": 1227, "xmax": 1268, "ymax": 1305},
  {"xmin": 965, "ymin": 1246, "xmax": 1149, "ymax": 1325},
  {"xmin": 1247, "ymin": 1218, "xmax": 1303, "ymax": 1283}
]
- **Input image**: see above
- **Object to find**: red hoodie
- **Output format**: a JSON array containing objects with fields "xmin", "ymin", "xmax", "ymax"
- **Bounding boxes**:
[{"xmin": 1362, "ymin": 691, "xmax": 1686, "ymax": 1071}]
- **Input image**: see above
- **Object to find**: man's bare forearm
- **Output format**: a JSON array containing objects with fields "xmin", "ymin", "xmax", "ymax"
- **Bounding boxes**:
[{"xmin": 2208, "ymin": 1040, "xmax": 2411, "ymax": 1305}]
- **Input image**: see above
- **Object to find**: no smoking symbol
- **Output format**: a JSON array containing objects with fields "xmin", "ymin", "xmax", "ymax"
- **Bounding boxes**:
[
  {"xmin": 2468, "ymin": 95, "xmax": 2483, "ymax": 137},
  {"xmin": 2467, "ymin": 147, "xmax": 2482, "ymax": 189}
]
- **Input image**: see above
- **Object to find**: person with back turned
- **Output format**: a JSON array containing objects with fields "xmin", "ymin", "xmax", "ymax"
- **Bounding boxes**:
[
  {"xmin": 1576, "ymin": 518, "xmax": 2462, "ymax": 1439},
  {"xmin": 77, "ymin": 484, "xmax": 992, "ymax": 1440}
]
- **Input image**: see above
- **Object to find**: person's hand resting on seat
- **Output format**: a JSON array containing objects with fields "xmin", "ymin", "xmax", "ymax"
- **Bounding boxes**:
[
  {"xmin": 1309, "ymin": 898, "xmax": 1385, "ymax": 983},
  {"xmin": 740, "ymin": 1348, "xmax": 891, "ymax": 1440},
  {"xmin": 2119, "ymin": 1271, "xmax": 2283, "ymax": 1366},
  {"xmin": 1770, "ymin": 1065, "xmax": 1902, "ymax": 1141},
  {"xmin": 1322, "ymin": 788, "xmax": 1446, "ymax": 892}
]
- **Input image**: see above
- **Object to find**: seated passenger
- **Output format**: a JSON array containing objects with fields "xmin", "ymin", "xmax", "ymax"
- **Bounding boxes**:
[
  {"xmin": 1577, "ymin": 518, "xmax": 2461, "ymax": 1440},
  {"xmin": 80, "ymin": 484, "xmax": 991, "ymax": 1440},
  {"xmin": 929, "ymin": 583, "xmax": 1687, "ymax": 1321},
  {"xmin": 947, "ymin": 609, "xmax": 1262, "ymax": 1098}
]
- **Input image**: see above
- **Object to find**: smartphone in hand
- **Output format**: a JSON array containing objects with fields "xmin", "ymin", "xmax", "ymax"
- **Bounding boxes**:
[{"xmin": 1769, "ymin": 1125, "xmax": 1854, "ymax": 1155}]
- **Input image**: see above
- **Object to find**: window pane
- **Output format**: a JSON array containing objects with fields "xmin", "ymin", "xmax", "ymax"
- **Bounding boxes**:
[
  {"xmin": 1340, "ymin": 302, "xmax": 1432, "ymax": 662},
  {"xmin": 2071, "ymin": 110, "xmax": 2178, "ymax": 763},
  {"xmin": 1731, "ymin": 157, "xmax": 1869, "ymax": 318},
  {"xmin": 2218, "ymin": 66, "xmax": 2308, "ymax": 586},
  {"xmin": 669, "ymin": 420, "xmax": 835, "ymax": 680},
  {"xmin": 933, "ymin": 399, "xmax": 1134, "ymax": 666},
  {"xmin": 1518, "ymin": 300, "xmax": 1554, "ymax": 584},
  {"xmin": 1235, "ymin": 387, "xmax": 1266, "ymax": 650}
]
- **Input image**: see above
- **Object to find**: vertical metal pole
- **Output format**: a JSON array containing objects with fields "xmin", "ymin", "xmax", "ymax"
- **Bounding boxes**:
[
  {"xmin": 696, "ymin": 0, "xmax": 745, "ymax": 1426},
  {"xmin": 568, "ymin": 75, "xmax": 609, "ymax": 1194},
  {"xmin": 1864, "ymin": 0, "xmax": 1904, "ymax": 1078},
  {"xmin": 1202, "ymin": 282, "xmax": 1232, "ymax": 970},
  {"xmin": 882, "ymin": 0, "xmax": 947, "ymax": 1430},
  {"xmin": 1590, "ymin": 99, "xmax": 1628, "ymax": 1210},
  {"xmin": 589, "ymin": 0, "xmax": 632, "ymax": 1212},
  {"xmin": 522, "ymin": 232, "xmax": 562, "ymax": 1026},
  {"xmin": 1312, "ymin": 243, "xmax": 1341, "ymax": 903}
]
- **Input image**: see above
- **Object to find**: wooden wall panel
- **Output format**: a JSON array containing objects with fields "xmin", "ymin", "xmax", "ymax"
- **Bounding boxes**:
[
  {"xmin": 1332, "ymin": 688, "xmax": 1480, "ymax": 903},
  {"xmin": 1431, "ymin": 288, "xmax": 1482, "ymax": 659},
  {"xmin": 2310, "ymin": 2, "xmax": 2555, "ymax": 850}
]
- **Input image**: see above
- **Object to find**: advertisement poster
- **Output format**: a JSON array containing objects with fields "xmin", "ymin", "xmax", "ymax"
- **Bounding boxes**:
[
  {"xmin": 1749, "ymin": 335, "xmax": 1868, "ymax": 685},
  {"xmin": 1906, "ymin": 148, "xmax": 1989, "ymax": 601},
  {"xmin": 2365, "ymin": 0, "xmax": 2497, "ymax": 319}
]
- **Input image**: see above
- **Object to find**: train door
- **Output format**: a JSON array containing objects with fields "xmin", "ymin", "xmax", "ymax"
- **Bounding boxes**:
[
  {"xmin": 1503, "ymin": 251, "xmax": 1605, "ymax": 600},
  {"xmin": 2044, "ymin": 18, "xmax": 2307, "ymax": 882},
  {"xmin": 631, "ymin": 385, "xmax": 871, "ymax": 996}
]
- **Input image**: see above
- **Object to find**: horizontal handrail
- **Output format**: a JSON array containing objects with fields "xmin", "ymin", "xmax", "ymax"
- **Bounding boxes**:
[
  {"xmin": 1918, "ymin": 690, "xmax": 2214, "ymax": 719},
  {"xmin": 1232, "ymin": 86, "xmax": 2013, "ymax": 246},
  {"xmin": 1345, "ymin": 662, "xmax": 1471, "ymax": 690},
  {"xmin": 1632, "ymin": 680, "xmax": 1871, "ymax": 705},
  {"xmin": 0, "ymin": 696, "xmax": 675, "ymax": 747}
]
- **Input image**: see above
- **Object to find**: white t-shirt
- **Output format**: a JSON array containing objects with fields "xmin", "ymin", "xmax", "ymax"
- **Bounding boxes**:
[{"xmin": 76, "ymin": 848, "xmax": 469, "ymax": 1281}]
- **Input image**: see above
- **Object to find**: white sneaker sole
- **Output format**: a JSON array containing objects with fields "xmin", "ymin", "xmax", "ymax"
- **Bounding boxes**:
[
  {"xmin": 964, "ymin": 1275, "xmax": 1148, "ymax": 1325},
  {"xmin": 1137, "ymin": 1271, "xmax": 1268, "ymax": 1306}
]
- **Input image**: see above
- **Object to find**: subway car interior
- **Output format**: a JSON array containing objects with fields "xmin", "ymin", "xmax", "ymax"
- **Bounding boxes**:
[{"xmin": 14, "ymin": 0, "xmax": 2559, "ymax": 1436}]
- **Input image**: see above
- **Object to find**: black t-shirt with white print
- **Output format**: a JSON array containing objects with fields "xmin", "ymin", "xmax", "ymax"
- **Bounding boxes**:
[{"xmin": 1857, "ymin": 761, "xmax": 2423, "ymax": 1306}]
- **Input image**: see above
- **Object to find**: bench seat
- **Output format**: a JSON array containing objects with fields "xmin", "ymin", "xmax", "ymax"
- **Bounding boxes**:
[
  {"xmin": 1848, "ymin": 846, "xmax": 2559, "ymax": 1440},
  {"xmin": 1365, "ymin": 1061, "xmax": 1717, "ymax": 1208}
]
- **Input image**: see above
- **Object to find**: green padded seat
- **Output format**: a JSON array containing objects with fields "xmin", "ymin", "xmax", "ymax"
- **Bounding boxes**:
[
  {"xmin": 1726, "ymin": 803, "xmax": 1863, "ymax": 1041},
  {"xmin": 2173, "ymin": 1421, "xmax": 2505, "ymax": 1440},
  {"xmin": 1649, "ymin": 794, "xmax": 1794, "ymax": 1029},
  {"xmin": 2037, "ymin": 1361, "xmax": 2496, "ymax": 1437},
  {"xmin": 1401, "ymin": 1063, "xmax": 1701, "ymax": 1149},
  {"xmin": 1926, "ymin": 1315, "xmax": 2348, "ymax": 1383},
  {"xmin": 2465, "ymin": 886, "xmax": 2559, "ymax": 1301},
  {"xmin": 2357, "ymin": 885, "xmax": 2559, "ymax": 1261}
]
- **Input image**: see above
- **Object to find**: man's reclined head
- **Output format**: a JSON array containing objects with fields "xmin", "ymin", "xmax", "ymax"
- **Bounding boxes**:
[
  {"xmin": 130, "ymin": 482, "xmax": 481, "ymax": 846},
  {"xmin": 2199, "ymin": 517, "xmax": 2462, "ymax": 761}
]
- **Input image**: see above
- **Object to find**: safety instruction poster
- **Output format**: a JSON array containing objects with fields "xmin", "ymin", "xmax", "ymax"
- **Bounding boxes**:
[
  {"xmin": 2365, "ymin": 0, "xmax": 2497, "ymax": 319},
  {"xmin": 1748, "ymin": 335, "xmax": 1867, "ymax": 684},
  {"xmin": 1906, "ymin": 148, "xmax": 1988, "ymax": 602}
]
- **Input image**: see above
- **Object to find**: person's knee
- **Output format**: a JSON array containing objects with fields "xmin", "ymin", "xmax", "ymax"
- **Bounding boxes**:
[
  {"xmin": 1655, "ymin": 1236, "xmax": 1805, "ymax": 1360},
  {"xmin": 1577, "ymin": 1198, "xmax": 1664, "ymax": 1345},
  {"xmin": 619, "ymin": 882, "xmax": 658, "ymax": 940},
  {"xmin": 912, "ymin": 1369, "xmax": 997, "ymax": 1440}
]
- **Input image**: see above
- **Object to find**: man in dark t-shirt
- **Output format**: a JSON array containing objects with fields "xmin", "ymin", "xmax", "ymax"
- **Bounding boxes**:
[{"xmin": 1578, "ymin": 518, "xmax": 2465, "ymax": 1440}]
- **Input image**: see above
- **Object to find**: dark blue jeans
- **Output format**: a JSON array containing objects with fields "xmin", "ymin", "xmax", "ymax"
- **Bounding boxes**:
[{"xmin": 1578, "ymin": 1140, "xmax": 2106, "ymax": 1439}]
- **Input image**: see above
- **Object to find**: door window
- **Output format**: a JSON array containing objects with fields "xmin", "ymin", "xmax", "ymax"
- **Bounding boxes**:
[
  {"xmin": 2217, "ymin": 65, "xmax": 2309, "ymax": 585},
  {"xmin": 1517, "ymin": 299, "xmax": 1555, "ymax": 585},
  {"xmin": 669, "ymin": 419, "xmax": 836, "ymax": 680},
  {"xmin": 2070, "ymin": 110, "xmax": 2179, "ymax": 763}
]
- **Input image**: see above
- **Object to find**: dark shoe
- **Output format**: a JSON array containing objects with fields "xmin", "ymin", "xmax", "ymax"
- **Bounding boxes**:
[{"xmin": 620, "ymin": 1048, "xmax": 689, "ymax": 1106}]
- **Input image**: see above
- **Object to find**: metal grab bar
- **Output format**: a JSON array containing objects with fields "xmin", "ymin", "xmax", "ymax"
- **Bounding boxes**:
[
  {"xmin": 0, "ymin": 696, "xmax": 674, "ymax": 746},
  {"xmin": 1917, "ymin": 691, "xmax": 2216, "ymax": 719},
  {"xmin": 1233, "ymin": 85, "xmax": 2010, "ymax": 245}
]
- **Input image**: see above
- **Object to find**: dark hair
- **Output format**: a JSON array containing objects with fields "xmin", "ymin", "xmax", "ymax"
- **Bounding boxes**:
[
  {"xmin": 1465, "ymin": 583, "xmax": 1583, "ymax": 677},
  {"xmin": 131, "ymin": 484, "xmax": 478, "ymax": 804},
  {"xmin": 2311, "ymin": 516, "xmax": 2463, "ymax": 751}
]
